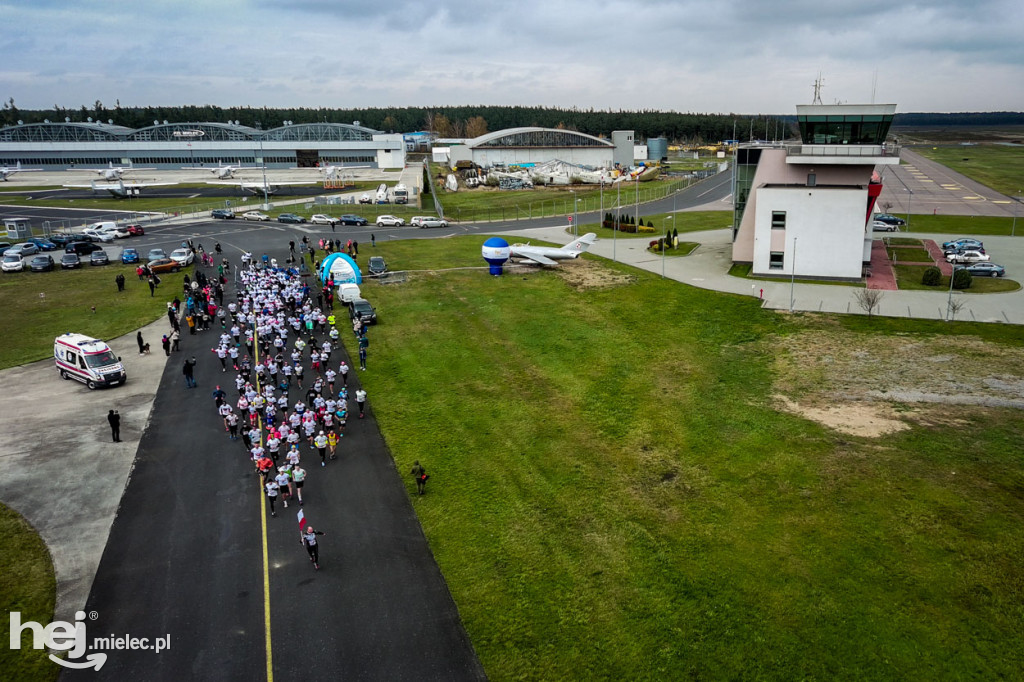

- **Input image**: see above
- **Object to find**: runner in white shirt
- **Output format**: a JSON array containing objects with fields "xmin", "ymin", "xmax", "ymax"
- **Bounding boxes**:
[
  {"xmin": 291, "ymin": 465, "xmax": 306, "ymax": 505},
  {"xmin": 265, "ymin": 479, "xmax": 280, "ymax": 517},
  {"xmin": 274, "ymin": 469, "xmax": 293, "ymax": 508}
]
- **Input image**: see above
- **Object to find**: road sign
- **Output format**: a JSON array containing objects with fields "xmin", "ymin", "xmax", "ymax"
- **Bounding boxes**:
[{"xmin": 567, "ymin": 216, "xmax": 573, "ymax": 223}]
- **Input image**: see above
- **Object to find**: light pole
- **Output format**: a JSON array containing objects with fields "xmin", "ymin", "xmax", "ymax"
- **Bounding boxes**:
[
  {"xmin": 663, "ymin": 215, "xmax": 674, "ymax": 278},
  {"xmin": 258, "ymin": 138, "xmax": 269, "ymax": 211},
  {"xmin": 947, "ymin": 262, "xmax": 956, "ymax": 321},
  {"xmin": 570, "ymin": 189, "xmax": 578, "ymax": 236},
  {"xmin": 789, "ymin": 236, "xmax": 798, "ymax": 312},
  {"xmin": 614, "ymin": 179, "xmax": 621, "ymax": 262},
  {"xmin": 887, "ymin": 169, "xmax": 913, "ymax": 232},
  {"xmin": 634, "ymin": 175, "xmax": 639, "ymax": 228},
  {"xmin": 1012, "ymin": 189, "xmax": 1020, "ymax": 237}
]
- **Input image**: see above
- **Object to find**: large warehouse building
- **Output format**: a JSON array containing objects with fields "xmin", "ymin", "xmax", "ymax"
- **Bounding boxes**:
[
  {"xmin": 0, "ymin": 121, "xmax": 406, "ymax": 169},
  {"xmin": 447, "ymin": 127, "xmax": 634, "ymax": 169}
]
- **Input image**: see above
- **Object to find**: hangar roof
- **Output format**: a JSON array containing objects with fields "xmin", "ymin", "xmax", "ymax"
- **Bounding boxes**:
[
  {"xmin": 0, "ymin": 121, "xmax": 382, "ymax": 144},
  {"xmin": 467, "ymin": 127, "xmax": 613, "ymax": 149}
]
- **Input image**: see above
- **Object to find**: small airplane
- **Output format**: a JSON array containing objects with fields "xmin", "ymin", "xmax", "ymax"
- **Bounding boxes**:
[
  {"xmin": 511, "ymin": 232, "xmax": 597, "ymax": 266},
  {"xmin": 62, "ymin": 179, "xmax": 177, "ymax": 198},
  {"xmin": 207, "ymin": 179, "xmax": 312, "ymax": 196},
  {"xmin": 73, "ymin": 161, "xmax": 156, "ymax": 180},
  {"xmin": 0, "ymin": 162, "xmax": 45, "ymax": 180},
  {"xmin": 183, "ymin": 161, "xmax": 265, "ymax": 179}
]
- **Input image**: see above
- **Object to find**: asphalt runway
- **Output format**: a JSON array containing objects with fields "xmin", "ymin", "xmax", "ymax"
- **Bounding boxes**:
[{"xmin": 70, "ymin": 256, "xmax": 485, "ymax": 680}]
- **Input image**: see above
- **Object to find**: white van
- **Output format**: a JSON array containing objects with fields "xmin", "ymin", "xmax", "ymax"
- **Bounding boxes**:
[
  {"xmin": 337, "ymin": 282, "xmax": 361, "ymax": 306},
  {"xmin": 54, "ymin": 333, "xmax": 126, "ymax": 389}
]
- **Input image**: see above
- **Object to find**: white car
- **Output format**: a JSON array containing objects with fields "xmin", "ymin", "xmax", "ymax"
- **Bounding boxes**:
[
  {"xmin": 417, "ymin": 217, "xmax": 448, "ymax": 228},
  {"xmin": 376, "ymin": 215, "xmax": 405, "ymax": 227},
  {"xmin": 83, "ymin": 229, "xmax": 115, "ymax": 243},
  {"xmin": 871, "ymin": 220, "xmax": 899, "ymax": 232},
  {"xmin": 311, "ymin": 214, "xmax": 339, "ymax": 226},
  {"xmin": 242, "ymin": 211, "xmax": 270, "ymax": 222},
  {"xmin": 946, "ymin": 250, "xmax": 990, "ymax": 264},
  {"xmin": 98, "ymin": 225, "xmax": 130, "ymax": 239},
  {"xmin": 169, "ymin": 248, "xmax": 195, "ymax": 266},
  {"xmin": 1, "ymin": 253, "xmax": 24, "ymax": 272}
]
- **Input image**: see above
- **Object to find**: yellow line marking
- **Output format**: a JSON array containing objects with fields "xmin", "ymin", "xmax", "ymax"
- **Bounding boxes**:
[
  {"xmin": 993, "ymin": 200, "xmax": 1011, "ymax": 204},
  {"xmin": 253, "ymin": 309, "xmax": 274, "ymax": 682},
  {"xmin": 963, "ymin": 196, "xmax": 983, "ymax": 200}
]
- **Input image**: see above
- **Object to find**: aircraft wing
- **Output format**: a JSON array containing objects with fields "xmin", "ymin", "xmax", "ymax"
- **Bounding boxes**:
[
  {"xmin": 207, "ymin": 180, "xmax": 309, "ymax": 187},
  {"xmin": 511, "ymin": 248, "xmax": 559, "ymax": 266},
  {"xmin": 63, "ymin": 181, "xmax": 177, "ymax": 189}
]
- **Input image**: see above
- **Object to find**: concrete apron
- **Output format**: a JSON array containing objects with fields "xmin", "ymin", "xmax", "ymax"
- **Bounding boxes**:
[{"xmin": 0, "ymin": 315, "xmax": 172, "ymax": 622}]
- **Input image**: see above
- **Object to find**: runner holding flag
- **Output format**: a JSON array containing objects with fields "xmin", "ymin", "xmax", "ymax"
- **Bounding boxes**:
[{"xmin": 298, "ymin": 510, "xmax": 325, "ymax": 570}]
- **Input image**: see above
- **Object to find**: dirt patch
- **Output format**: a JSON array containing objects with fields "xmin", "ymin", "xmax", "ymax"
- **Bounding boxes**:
[
  {"xmin": 555, "ymin": 259, "xmax": 637, "ymax": 291},
  {"xmin": 775, "ymin": 395, "xmax": 910, "ymax": 437},
  {"xmin": 769, "ymin": 330, "xmax": 1024, "ymax": 435}
]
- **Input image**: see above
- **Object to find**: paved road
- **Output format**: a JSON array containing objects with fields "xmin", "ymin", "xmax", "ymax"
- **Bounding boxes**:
[{"xmin": 71, "ymin": 260, "xmax": 484, "ymax": 680}]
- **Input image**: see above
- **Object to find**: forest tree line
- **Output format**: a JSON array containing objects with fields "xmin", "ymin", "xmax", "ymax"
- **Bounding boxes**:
[{"xmin": 1, "ymin": 98, "xmax": 1021, "ymax": 144}]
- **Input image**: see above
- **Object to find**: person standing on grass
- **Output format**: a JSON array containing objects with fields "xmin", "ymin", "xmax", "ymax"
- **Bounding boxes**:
[
  {"xmin": 265, "ymin": 478, "xmax": 280, "ymax": 517},
  {"xmin": 107, "ymin": 409, "xmax": 121, "ymax": 442},
  {"xmin": 301, "ymin": 525, "xmax": 324, "ymax": 569},
  {"xmin": 358, "ymin": 343, "xmax": 367, "ymax": 371},
  {"xmin": 411, "ymin": 461, "xmax": 427, "ymax": 495}
]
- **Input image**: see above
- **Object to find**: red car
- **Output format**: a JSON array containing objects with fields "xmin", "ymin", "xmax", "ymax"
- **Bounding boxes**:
[{"xmin": 126, "ymin": 224, "xmax": 145, "ymax": 236}]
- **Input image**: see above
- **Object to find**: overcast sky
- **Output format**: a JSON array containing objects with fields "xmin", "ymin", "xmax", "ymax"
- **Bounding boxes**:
[{"xmin": 2, "ymin": 0, "xmax": 1022, "ymax": 114}]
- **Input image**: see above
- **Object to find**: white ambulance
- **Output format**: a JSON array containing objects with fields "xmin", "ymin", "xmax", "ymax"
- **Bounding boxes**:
[{"xmin": 54, "ymin": 333, "xmax": 127, "ymax": 389}]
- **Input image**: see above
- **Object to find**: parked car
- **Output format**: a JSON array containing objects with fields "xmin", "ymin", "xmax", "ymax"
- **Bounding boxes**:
[
  {"xmin": 310, "ymin": 214, "xmax": 339, "ymax": 226},
  {"xmin": 27, "ymin": 237, "xmax": 58, "ymax": 251},
  {"xmin": 871, "ymin": 220, "xmax": 899, "ymax": 232},
  {"xmin": 348, "ymin": 298, "xmax": 377, "ymax": 325},
  {"xmin": 99, "ymin": 225, "xmax": 131, "ymax": 239},
  {"xmin": 121, "ymin": 247, "xmax": 140, "ymax": 264},
  {"xmin": 211, "ymin": 209, "xmax": 236, "ymax": 220},
  {"xmin": 126, "ymin": 224, "xmax": 145, "ymax": 236},
  {"xmin": 874, "ymin": 213, "xmax": 906, "ymax": 226},
  {"xmin": 417, "ymin": 217, "xmax": 448, "ymax": 228},
  {"xmin": 146, "ymin": 248, "xmax": 168, "ymax": 262},
  {"xmin": 2, "ymin": 253, "xmax": 24, "ymax": 272},
  {"xmin": 368, "ymin": 256, "xmax": 387, "ymax": 275},
  {"xmin": 147, "ymin": 257, "xmax": 182, "ymax": 273},
  {"xmin": 375, "ymin": 215, "xmax": 405, "ymax": 227},
  {"xmin": 338, "ymin": 214, "xmax": 368, "ymax": 226},
  {"xmin": 946, "ymin": 250, "xmax": 990, "ymax": 264},
  {"xmin": 169, "ymin": 248, "xmax": 195, "ymax": 266},
  {"xmin": 963, "ymin": 262, "xmax": 1005, "ymax": 277},
  {"xmin": 242, "ymin": 211, "xmax": 270, "ymax": 222},
  {"xmin": 60, "ymin": 252, "xmax": 82, "ymax": 269},
  {"xmin": 65, "ymin": 242, "xmax": 104, "ymax": 257},
  {"xmin": 0, "ymin": 241, "xmax": 11, "ymax": 255},
  {"xmin": 90, "ymin": 250, "xmax": 110, "ymax": 266},
  {"xmin": 277, "ymin": 213, "xmax": 306, "ymax": 224},
  {"xmin": 83, "ymin": 229, "xmax": 114, "ymax": 243},
  {"xmin": 6, "ymin": 242, "xmax": 39, "ymax": 257},
  {"xmin": 942, "ymin": 238, "xmax": 984, "ymax": 251},
  {"xmin": 29, "ymin": 254, "xmax": 55, "ymax": 272},
  {"xmin": 409, "ymin": 216, "xmax": 427, "ymax": 227},
  {"xmin": 47, "ymin": 234, "xmax": 71, "ymax": 247}
]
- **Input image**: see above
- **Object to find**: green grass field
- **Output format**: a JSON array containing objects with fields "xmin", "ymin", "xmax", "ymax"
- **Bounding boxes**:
[
  {"xmin": 912, "ymin": 144, "xmax": 1024, "ymax": 197},
  {"xmin": 893, "ymin": 264, "xmax": 1021, "ymax": 293},
  {"xmin": 0, "ymin": 503, "xmax": 58, "ymax": 682},
  {"xmin": 0, "ymin": 264, "xmax": 186, "ymax": 369},
  {"xmin": 904, "ymin": 213, "xmax": 1022, "ymax": 236},
  {"xmin": 888, "ymin": 246, "xmax": 933, "ymax": 263},
  {"xmin": 727, "ymin": 262, "xmax": 863, "ymax": 287},
  {"xmin": 341, "ymin": 237, "xmax": 1024, "ymax": 680}
]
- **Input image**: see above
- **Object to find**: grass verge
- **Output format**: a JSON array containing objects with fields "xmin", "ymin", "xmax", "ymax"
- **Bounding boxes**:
[
  {"xmin": 0, "ymin": 503, "xmax": 58, "ymax": 682},
  {"xmin": 903, "ymin": 214, "xmax": 1022, "ymax": 236},
  {"xmin": 912, "ymin": 144, "xmax": 1024, "ymax": 196},
  {"xmin": 343, "ymin": 237, "xmax": 1024, "ymax": 680},
  {"xmin": 888, "ymin": 247, "xmax": 933, "ymax": 263},
  {"xmin": 0, "ymin": 264, "xmax": 187, "ymax": 369},
  {"xmin": 892, "ymin": 264, "xmax": 1021, "ymax": 293},
  {"xmin": 727, "ymin": 262, "xmax": 864, "ymax": 287}
]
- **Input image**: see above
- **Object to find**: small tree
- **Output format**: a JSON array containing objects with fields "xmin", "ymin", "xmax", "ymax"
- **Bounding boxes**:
[
  {"xmin": 881, "ymin": 201, "xmax": 894, "ymax": 213},
  {"xmin": 921, "ymin": 266, "xmax": 941, "ymax": 286},
  {"xmin": 854, "ymin": 289, "xmax": 884, "ymax": 318},
  {"xmin": 952, "ymin": 268, "xmax": 973, "ymax": 290},
  {"xmin": 947, "ymin": 296, "xmax": 967, "ymax": 321}
]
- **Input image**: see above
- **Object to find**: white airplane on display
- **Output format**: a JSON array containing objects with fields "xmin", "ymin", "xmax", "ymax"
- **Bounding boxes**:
[
  {"xmin": 0, "ymin": 162, "xmax": 44, "ymax": 180},
  {"xmin": 207, "ymin": 179, "xmax": 312, "ymax": 196},
  {"xmin": 62, "ymin": 179, "xmax": 178, "ymax": 198},
  {"xmin": 510, "ymin": 232, "xmax": 598, "ymax": 266},
  {"xmin": 74, "ymin": 161, "xmax": 156, "ymax": 180},
  {"xmin": 183, "ymin": 161, "xmax": 265, "ymax": 179}
]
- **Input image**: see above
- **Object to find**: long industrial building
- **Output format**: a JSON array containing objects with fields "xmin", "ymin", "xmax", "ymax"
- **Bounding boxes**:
[{"xmin": 0, "ymin": 121, "xmax": 406, "ymax": 169}]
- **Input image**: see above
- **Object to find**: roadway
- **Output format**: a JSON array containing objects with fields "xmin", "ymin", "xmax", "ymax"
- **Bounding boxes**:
[{"xmin": 67, "ymin": 246, "xmax": 485, "ymax": 680}]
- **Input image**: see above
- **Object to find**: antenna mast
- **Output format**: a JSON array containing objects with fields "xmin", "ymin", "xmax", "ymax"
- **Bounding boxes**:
[{"xmin": 812, "ymin": 73, "xmax": 824, "ymax": 105}]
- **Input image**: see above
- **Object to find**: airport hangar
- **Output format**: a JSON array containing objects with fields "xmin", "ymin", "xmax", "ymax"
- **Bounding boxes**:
[
  {"xmin": 0, "ymin": 121, "xmax": 406, "ymax": 170},
  {"xmin": 445, "ymin": 127, "xmax": 636, "ymax": 169}
]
